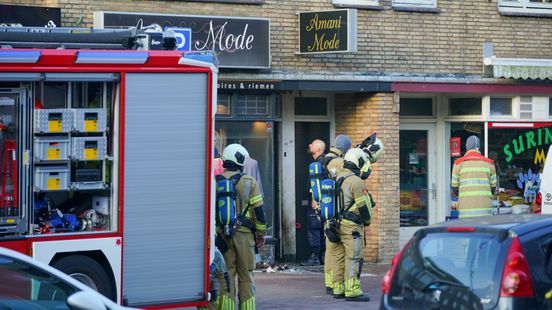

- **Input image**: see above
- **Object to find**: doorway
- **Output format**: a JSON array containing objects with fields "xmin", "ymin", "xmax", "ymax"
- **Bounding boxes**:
[
  {"xmin": 294, "ymin": 122, "xmax": 329, "ymax": 262},
  {"xmin": 399, "ymin": 123, "xmax": 436, "ymax": 247}
]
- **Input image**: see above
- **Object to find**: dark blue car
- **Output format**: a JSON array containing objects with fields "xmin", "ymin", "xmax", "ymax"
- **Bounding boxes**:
[{"xmin": 380, "ymin": 214, "xmax": 552, "ymax": 310}]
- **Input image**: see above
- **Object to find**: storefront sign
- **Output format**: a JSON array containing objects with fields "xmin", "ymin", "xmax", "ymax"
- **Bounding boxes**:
[
  {"xmin": 95, "ymin": 12, "xmax": 270, "ymax": 69},
  {"xmin": 298, "ymin": 9, "xmax": 357, "ymax": 54},
  {"xmin": 450, "ymin": 137, "xmax": 461, "ymax": 157},
  {"xmin": 501, "ymin": 126, "xmax": 552, "ymax": 163},
  {"xmin": 218, "ymin": 80, "xmax": 281, "ymax": 91},
  {"xmin": 0, "ymin": 4, "xmax": 61, "ymax": 27}
]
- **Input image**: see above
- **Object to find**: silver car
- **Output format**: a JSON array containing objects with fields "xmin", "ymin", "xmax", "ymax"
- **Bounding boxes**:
[{"xmin": 0, "ymin": 247, "xmax": 136, "ymax": 310}]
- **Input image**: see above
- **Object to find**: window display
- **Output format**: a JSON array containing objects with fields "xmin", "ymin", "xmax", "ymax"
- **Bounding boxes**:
[
  {"xmin": 400, "ymin": 130, "xmax": 429, "ymax": 227},
  {"xmin": 215, "ymin": 122, "xmax": 274, "ymax": 236},
  {"xmin": 488, "ymin": 122, "xmax": 552, "ymax": 206}
]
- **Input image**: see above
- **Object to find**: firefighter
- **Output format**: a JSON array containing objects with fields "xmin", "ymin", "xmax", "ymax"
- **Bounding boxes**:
[
  {"xmin": 216, "ymin": 144, "xmax": 266, "ymax": 310},
  {"xmin": 198, "ymin": 246, "xmax": 230, "ymax": 310},
  {"xmin": 323, "ymin": 134, "xmax": 351, "ymax": 294},
  {"xmin": 451, "ymin": 135, "xmax": 497, "ymax": 218},
  {"xmin": 302, "ymin": 139, "xmax": 326, "ymax": 266},
  {"xmin": 332, "ymin": 148, "xmax": 378, "ymax": 302}
]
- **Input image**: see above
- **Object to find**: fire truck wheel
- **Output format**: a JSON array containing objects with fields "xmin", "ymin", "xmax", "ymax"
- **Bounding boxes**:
[{"xmin": 52, "ymin": 255, "xmax": 115, "ymax": 301}]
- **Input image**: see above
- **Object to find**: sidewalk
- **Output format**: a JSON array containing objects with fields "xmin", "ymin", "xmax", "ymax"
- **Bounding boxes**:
[{"xmin": 255, "ymin": 262, "xmax": 389, "ymax": 310}]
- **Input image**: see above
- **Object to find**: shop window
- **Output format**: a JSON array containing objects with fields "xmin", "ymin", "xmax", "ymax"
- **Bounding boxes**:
[
  {"xmin": 217, "ymin": 93, "xmax": 231, "ymax": 115},
  {"xmin": 214, "ymin": 122, "xmax": 275, "ymax": 237},
  {"xmin": 488, "ymin": 123, "xmax": 552, "ymax": 206},
  {"xmin": 519, "ymin": 96, "xmax": 533, "ymax": 120},
  {"xmin": 490, "ymin": 97, "xmax": 513, "ymax": 116},
  {"xmin": 236, "ymin": 94, "xmax": 268, "ymax": 116},
  {"xmin": 449, "ymin": 122, "xmax": 485, "ymax": 192},
  {"xmin": 499, "ymin": 0, "xmax": 552, "ymax": 16},
  {"xmin": 294, "ymin": 97, "xmax": 328, "ymax": 116},
  {"xmin": 448, "ymin": 97, "xmax": 482, "ymax": 116},
  {"xmin": 399, "ymin": 98, "xmax": 433, "ymax": 117},
  {"xmin": 549, "ymin": 98, "xmax": 552, "ymax": 117},
  {"xmin": 216, "ymin": 93, "xmax": 274, "ymax": 119}
]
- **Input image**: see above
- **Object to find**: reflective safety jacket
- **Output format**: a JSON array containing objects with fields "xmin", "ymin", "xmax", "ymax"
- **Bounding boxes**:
[
  {"xmin": 325, "ymin": 147, "xmax": 345, "ymax": 179},
  {"xmin": 451, "ymin": 150, "xmax": 497, "ymax": 217},
  {"xmin": 336, "ymin": 169, "xmax": 373, "ymax": 226},
  {"xmin": 221, "ymin": 170, "xmax": 266, "ymax": 233}
]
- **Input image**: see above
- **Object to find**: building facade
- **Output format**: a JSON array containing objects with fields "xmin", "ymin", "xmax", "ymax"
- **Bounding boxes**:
[{"xmin": 3, "ymin": 0, "xmax": 552, "ymax": 263}]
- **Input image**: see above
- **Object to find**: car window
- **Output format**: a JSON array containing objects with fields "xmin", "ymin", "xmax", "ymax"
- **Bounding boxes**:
[
  {"xmin": 0, "ymin": 255, "xmax": 78, "ymax": 309},
  {"xmin": 390, "ymin": 232, "xmax": 507, "ymax": 310},
  {"xmin": 539, "ymin": 234, "xmax": 552, "ymax": 276}
]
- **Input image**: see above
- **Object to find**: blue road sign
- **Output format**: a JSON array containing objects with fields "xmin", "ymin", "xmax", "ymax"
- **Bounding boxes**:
[{"xmin": 164, "ymin": 27, "xmax": 192, "ymax": 51}]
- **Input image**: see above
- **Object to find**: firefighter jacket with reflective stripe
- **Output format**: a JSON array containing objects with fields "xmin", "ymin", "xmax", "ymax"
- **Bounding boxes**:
[
  {"xmin": 451, "ymin": 150, "xmax": 497, "ymax": 217},
  {"xmin": 222, "ymin": 170, "xmax": 266, "ymax": 233},
  {"xmin": 336, "ymin": 169, "xmax": 373, "ymax": 226},
  {"xmin": 325, "ymin": 147, "xmax": 345, "ymax": 179}
]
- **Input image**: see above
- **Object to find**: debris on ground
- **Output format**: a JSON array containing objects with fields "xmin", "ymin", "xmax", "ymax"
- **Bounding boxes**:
[{"xmin": 255, "ymin": 262, "xmax": 313, "ymax": 274}]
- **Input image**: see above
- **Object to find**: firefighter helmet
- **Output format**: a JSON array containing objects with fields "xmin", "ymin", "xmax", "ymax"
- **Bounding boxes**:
[
  {"xmin": 344, "ymin": 148, "xmax": 372, "ymax": 179},
  {"xmin": 364, "ymin": 137, "xmax": 384, "ymax": 163},
  {"xmin": 222, "ymin": 144, "xmax": 249, "ymax": 167}
]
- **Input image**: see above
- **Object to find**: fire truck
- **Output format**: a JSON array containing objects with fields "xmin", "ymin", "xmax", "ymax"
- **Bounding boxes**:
[{"xmin": 0, "ymin": 27, "xmax": 216, "ymax": 308}]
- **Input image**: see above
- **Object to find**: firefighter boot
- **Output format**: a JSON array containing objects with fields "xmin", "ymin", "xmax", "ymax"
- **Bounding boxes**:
[
  {"xmin": 345, "ymin": 294, "xmax": 370, "ymax": 302},
  {"xmin": 332, "ymin": 282, "xmax": 345, "ymax": 299},
  {"xmin": 300, "ymin": 252, "xmax": 321, "ymax": 266}
]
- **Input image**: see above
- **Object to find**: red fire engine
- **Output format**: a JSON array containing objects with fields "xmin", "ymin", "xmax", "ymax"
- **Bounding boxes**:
[{"xmin": 0, "ymin": 27, "xmax": 216, "ymax": 308}]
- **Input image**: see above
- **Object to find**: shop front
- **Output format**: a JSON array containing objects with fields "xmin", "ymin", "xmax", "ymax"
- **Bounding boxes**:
[
  {"xmin": 215, "ymin": 82, "xmax": 280, "ymax": 252},
  {"xmin": 395, "ymin": 83, "xmax": 552, "ymax": 244}
]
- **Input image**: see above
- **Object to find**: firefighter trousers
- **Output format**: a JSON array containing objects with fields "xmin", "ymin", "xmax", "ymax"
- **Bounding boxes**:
[
  {"xmin": 324, "ymin": 222, "xmax": 337, "ymax": 290},
  {"xmin": 218, "ymin": 230, "xmax": 256, "ymax": 310},
  {"xmin": 331, "ymin": 221, "xmax": 364, "ymax": 298}
]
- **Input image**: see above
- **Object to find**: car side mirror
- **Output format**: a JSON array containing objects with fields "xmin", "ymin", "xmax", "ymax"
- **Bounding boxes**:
[{"xmin": 67, "ymin": 291, "xmax": 107, "ymax": 310}]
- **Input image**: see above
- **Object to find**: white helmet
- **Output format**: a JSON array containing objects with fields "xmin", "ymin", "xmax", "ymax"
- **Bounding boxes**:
[
  {"xmin": 344, "ymin": 148, "xmax": 372, "ymax": 179},
  {"xmin": 222, "ymin": 143, "xmax": 249, "ymax": 167},
  {"xmin": 364, "ymin": 137, "xmax": 384, "ymax": 163}
]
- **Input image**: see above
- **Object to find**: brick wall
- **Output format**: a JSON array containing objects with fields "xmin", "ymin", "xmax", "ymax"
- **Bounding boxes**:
[
  {"xmin": 335, "ymin": 92, "xmax": 399, "ymax": 262},
  {"xmin": 2, "ymin": 0, "xmax": 551, "ymax": 76}
]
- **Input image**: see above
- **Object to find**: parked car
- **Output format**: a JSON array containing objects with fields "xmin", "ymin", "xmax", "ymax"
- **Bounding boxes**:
[
  {"xmin": 0, "ymin": 247, "xmax": 135, "ymax": 310},
  {"xmin": 380, "ymin": 214, "xmax": 552, "ymax": 310}
]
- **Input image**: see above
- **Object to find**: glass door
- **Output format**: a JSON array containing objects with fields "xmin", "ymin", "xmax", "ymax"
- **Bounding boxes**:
[{"xmin": 399, "ymin": 123, "xmax": 436, "ymax": 247}]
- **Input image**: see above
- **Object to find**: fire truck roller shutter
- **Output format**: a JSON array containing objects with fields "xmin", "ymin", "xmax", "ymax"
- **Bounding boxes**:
[{"xmin": 123, "ymin": 73, "xmax": 208, "ymax": 306}]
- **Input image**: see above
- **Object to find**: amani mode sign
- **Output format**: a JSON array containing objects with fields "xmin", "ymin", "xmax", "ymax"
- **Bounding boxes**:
[
  {"xmin": 298, "ymin": 9, "xmax": 357, "ymax": 54},
  {"xmin": 94, "ymin": 11, "xmax": 270, "ymax": 69}
]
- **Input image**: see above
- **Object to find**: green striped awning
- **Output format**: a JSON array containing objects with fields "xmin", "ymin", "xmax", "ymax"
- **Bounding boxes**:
[{"xmin": 484, "ymin": 57, "xmax": 552, "ymax": 80}]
